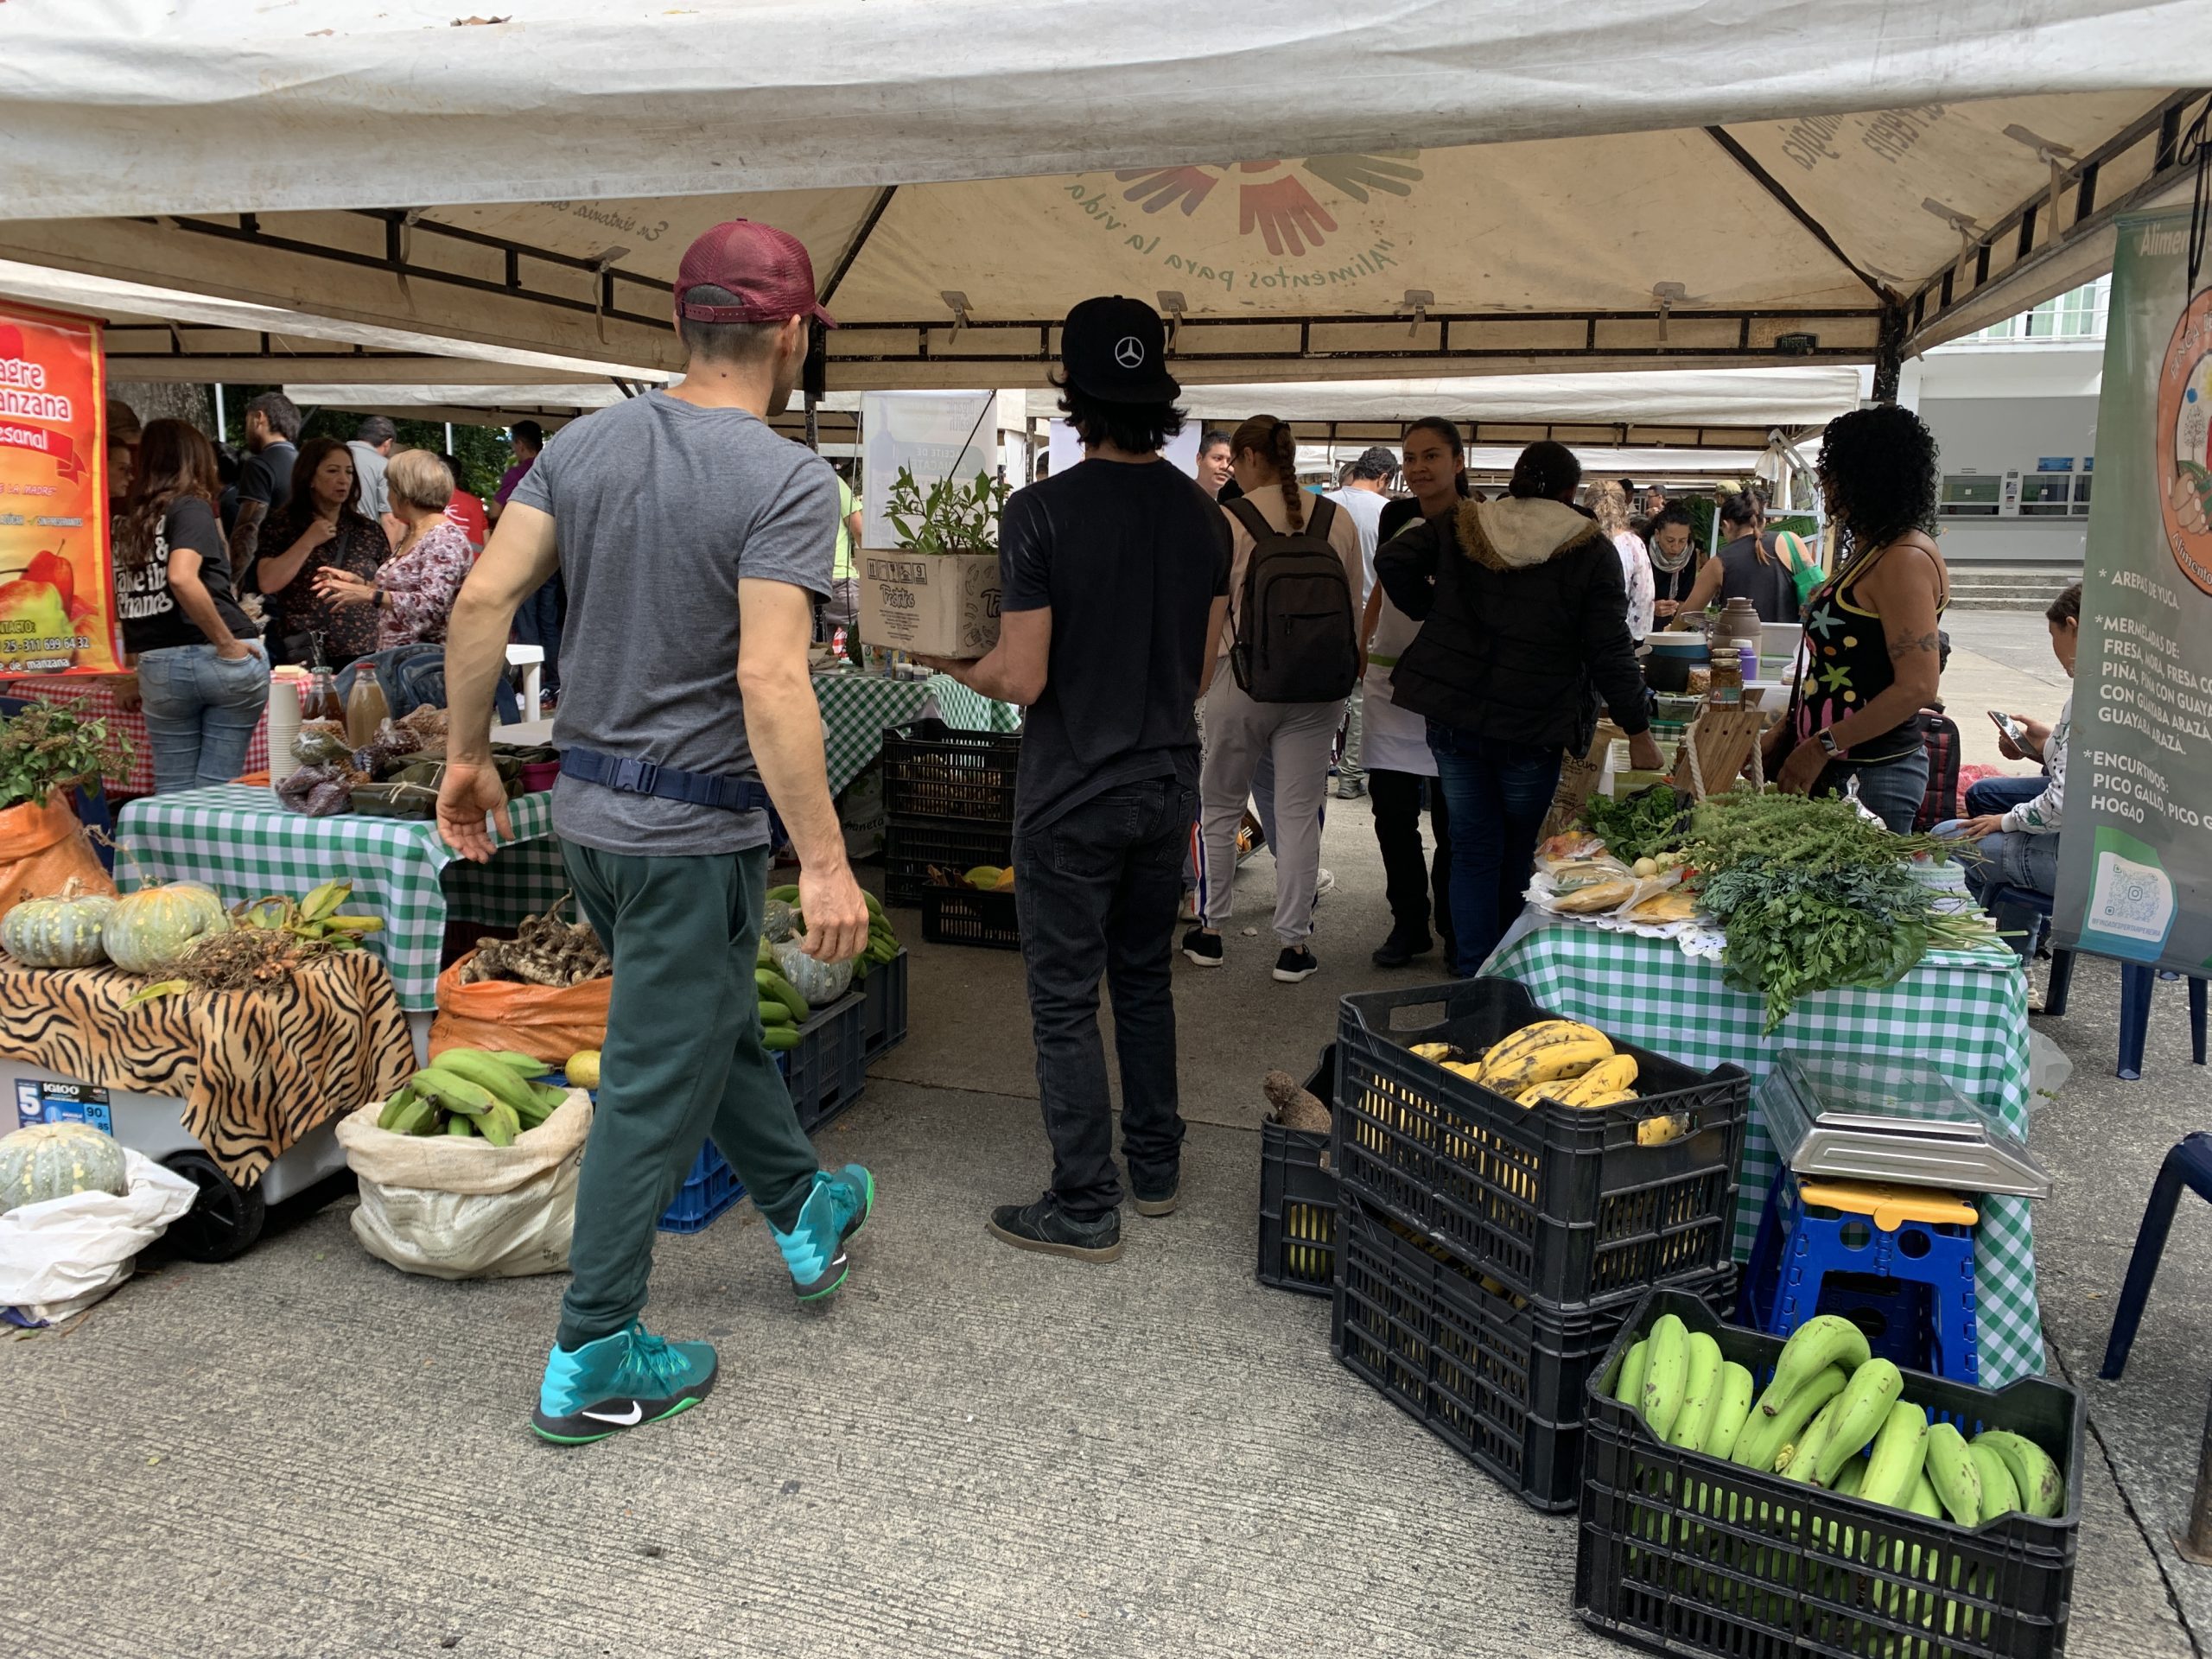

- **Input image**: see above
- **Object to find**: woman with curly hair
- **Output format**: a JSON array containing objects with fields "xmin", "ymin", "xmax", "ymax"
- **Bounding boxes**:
[{"xmin": 1769, "ymin": 404, "xmax": 1949, "ymax": 832}]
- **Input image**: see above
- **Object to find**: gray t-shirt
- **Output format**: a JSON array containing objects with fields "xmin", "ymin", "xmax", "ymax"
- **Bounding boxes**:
[
  {"xmin": 347, "ymin": 441, "xmax": 390, "ymax": 519},
  {"xmin": 512, "ymin": 391, "xmax": 838, "ymax": 855}
]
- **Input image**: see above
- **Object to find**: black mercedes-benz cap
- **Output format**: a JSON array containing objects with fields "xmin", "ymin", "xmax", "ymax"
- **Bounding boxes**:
[{"xmin": 1060, "ymin": 295, "xmax": 1180, "ymax": 404}]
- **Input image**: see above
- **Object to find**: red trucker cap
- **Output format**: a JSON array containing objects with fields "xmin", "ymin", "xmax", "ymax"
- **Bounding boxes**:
[{"xmin": 674, "ymin": 219, "xmax": 836, "ymax": 329}]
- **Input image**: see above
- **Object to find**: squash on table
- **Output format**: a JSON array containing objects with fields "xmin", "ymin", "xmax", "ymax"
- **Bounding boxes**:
[
  {"xmin": 0, "ymin": 878, "xmax": 117, "ymax": 968},
  {"xmin": 760, "ymin": 898, "xmax": 798, "ymax": 946},
  {"xmin": 0, "ymin": 1122, "xmax": 129, "ymax": 1213},
  {"xmin": 104, "ymin": 882, "xmax": 231, "ymax": 974}
]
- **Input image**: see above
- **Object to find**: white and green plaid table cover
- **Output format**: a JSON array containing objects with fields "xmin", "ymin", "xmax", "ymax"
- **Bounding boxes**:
[
  {"xmin": 1487, "ymin": 918, "xmax": 2045, "ymax": 1385},
  {"xmin": 814, "ymin": 671, "xmax": 1020, "ymax": 797},
  {"xmin": 114, "ymin": 785, "xmax": 565, "ymax": 1014}
]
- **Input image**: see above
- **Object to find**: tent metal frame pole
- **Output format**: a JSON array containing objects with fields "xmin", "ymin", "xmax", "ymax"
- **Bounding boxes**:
[
  {"xmin": 819, "ymin": 187, "xmax": 897, "ymax": 307},
  {"xmin": 1701, "ymin": 127, "xmax": 1891, "ymax": 299}
]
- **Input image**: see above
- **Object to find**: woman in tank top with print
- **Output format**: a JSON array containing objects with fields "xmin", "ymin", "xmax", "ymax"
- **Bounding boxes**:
[{"xmin": 1764, "ymin": 406, "xmax": 1949, "ymax": 834}]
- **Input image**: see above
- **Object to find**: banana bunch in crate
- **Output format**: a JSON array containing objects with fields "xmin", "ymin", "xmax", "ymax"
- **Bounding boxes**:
[
  {"xmin": 1415, "ymin": 1021, "xmax": 1691, "ymax": 1147},
  {"xmin": 376, "ymin": 1051, "xmax": 570, "ymax": 1146}
]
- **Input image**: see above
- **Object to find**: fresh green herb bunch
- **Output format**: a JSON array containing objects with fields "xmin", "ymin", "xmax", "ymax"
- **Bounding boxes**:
[
  {"xmin": 885, "ymin": 467, "xmax": 1011, "ymax": 554},
  {"xmin": 1580, "ymin": 784, "xmax": 1688, "ymax": 865},
  {"xmin": 1684, "ymin": 788, "xmax": 1952, "ymax": 876},
  {"xmin": 0, "ymin": 703, "xmax": 126, "ymax": 812}
]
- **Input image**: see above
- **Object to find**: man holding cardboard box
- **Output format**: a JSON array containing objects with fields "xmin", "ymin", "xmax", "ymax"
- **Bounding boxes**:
[{"xmin": 923, "ymin": 297, "xmax": 1231, "ymax": 1262}]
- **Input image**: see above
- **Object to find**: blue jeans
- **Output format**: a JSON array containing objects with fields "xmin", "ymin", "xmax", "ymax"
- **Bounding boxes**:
[
  {"xmin": 1427, "ymin": 724, "xmax": 1562, "ymax": 976},
  {"xmin": 1813, "ymin": 747, "xmax": 1929, "ymax": 836},
  {"xmin": 1014, "ymin": 778, "xmax": 1193, "ymax": 1219},
  {"xmin": 1966, "ymin": 774, "xmax": 2046, "ymax": 817},
  {"xmin": 339, "ymin": 644, "xmax": 519, "ymax": 726},
  {"xmin": 137, "ymin": 642, "xmax": 270, "ymax": 793},
  {"xmin": 512, "ymin": 573, "xmax": 565, "ymax": 695},
  {"xmin": 1943, "ymin": 822, "xmax": 2062, "ymax": 907}
]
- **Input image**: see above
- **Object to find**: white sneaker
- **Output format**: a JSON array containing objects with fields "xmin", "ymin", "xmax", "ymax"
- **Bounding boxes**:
[
  {"xmin": 1313, "ymin": 868, "xmax": 1337, "ymax": 899},
  {"xmin": 1178, "ymin": 888, "xmax": 1200, "ymax": 923}
]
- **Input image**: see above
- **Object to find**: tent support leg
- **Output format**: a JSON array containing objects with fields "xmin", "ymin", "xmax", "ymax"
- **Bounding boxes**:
[{"xmin": 1870, "ymin": 302, "xmax": 1910, "ymax": 404}]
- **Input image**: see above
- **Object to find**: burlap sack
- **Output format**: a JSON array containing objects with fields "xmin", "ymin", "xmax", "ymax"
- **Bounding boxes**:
[{"xmin": 336, "ymin": 1088, "xmax": 591, "ymax": 1195}]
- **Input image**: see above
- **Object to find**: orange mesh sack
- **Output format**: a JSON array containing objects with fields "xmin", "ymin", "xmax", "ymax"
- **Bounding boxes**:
[
  {"xmin": 428, "ymin": 950, "xmax": 610, "ymax": 1065},
  {"xmin": 0, "ymin": 793, "xmax": 114, "ymax": 923}
]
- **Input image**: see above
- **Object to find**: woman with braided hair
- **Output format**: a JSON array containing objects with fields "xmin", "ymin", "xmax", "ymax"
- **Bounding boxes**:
[{"xmin": 1185, "ymin": 414, "xmax": 1363, "ymax": 983}]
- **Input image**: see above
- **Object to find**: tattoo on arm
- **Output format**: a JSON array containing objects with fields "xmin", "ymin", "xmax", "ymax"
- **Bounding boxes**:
[
  {"xmin": 1889, "ymin": 630, "xmax": 1941, "ymax": 660},
  {"xmin": 229, "ymin": 500, "xmax": 267, "ymax": 581}
]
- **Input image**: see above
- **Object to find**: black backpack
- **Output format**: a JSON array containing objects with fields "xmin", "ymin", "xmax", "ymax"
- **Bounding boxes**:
[{"xmin": 1224, "ymin": 495, "xmax": 1359, "ymax": 704}]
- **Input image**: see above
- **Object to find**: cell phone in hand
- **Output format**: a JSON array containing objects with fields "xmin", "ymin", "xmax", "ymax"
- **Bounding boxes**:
[{"xmin": 1986, "ymin": 709, "xmax": 2027, "ymax": 744}]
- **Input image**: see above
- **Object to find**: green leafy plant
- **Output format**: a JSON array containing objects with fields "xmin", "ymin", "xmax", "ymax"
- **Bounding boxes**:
[
  {"xmin": 885, "ymin": 467, "xmax": 1010, "ymax": 554},
  {"xmin": 0, "ymin": 704, "xmax": 127, "ymax": 812}
]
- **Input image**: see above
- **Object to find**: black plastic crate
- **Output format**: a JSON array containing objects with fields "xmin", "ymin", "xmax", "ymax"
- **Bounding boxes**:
[
  {"xmin": 1258, "ymin": 1043, "xmax": 1340, "ymax": 1296},
  {"xmin": 883, "ymin": 814, "xmax": 1014, "ymax": 906},
  {"xmin": 785, "ymin": 988, "xmax": 870, "ymax": 1134},
  {"xmin": 1332, "ymin": 1200, "xmax": 1733, "ymax": 1511},
  {"xmin": 859, "ymin": 946, "xmax": 909, "ymax": 1057},
  {"xmin": 1576, "ymin": 1289, "xmax": 2082, "ymax": 1659},
  {"xmin": 881, "ymin": 718, "xmax": 1022, "ymax": 823},
  {"xmin": 1336, "ymin": 977, "xmax": 1751, "ymax": 1312},
  {"xmin": 920, "ymin": 887, "xmax": 1021, "ymax": 950}
]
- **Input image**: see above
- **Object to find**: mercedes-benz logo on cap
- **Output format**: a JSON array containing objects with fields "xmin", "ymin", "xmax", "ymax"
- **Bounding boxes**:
[{"xmin": 1114, "ymin": 336, "xmax": 1147, "ymax": 368}]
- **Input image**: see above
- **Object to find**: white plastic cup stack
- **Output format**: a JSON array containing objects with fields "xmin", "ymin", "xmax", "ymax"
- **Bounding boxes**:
[{"xmin": 267, "ymin": 676, "xmax": 302, "ymax": 791}]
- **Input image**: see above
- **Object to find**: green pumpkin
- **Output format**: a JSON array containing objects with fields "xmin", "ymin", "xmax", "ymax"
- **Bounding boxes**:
[
  {"xmin": 0, "ymin": 878, "xmax": 116, "ymax": 969},
  {"xmin": 0, "ymin": 1122, "xmax": 129, "ymax": 1213},
  {"xmin": 760, "ymin": 899, "xmax": 798, "ymax": 945},
  {"xmin": 103, "ymin": 882, "xmax": 231, "ymax": 974}
]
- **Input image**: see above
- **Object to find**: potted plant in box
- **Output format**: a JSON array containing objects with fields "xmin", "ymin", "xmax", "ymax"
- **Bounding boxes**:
[{"xmin": 0, "ymin": 703, "xmax": 125, "ymax": 922}]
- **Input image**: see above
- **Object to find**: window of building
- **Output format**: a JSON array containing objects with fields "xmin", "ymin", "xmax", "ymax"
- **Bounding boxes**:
[
  {"xmin": 2018, "ymin": 474, "xmax": 2073, "ymax": 517},
  {"xmin": 2072, "ymin": 474, "xmax": 2093, "ymax": 515},
  {"xmin": 1940, "ymin": 474, "xmax": 2001, "ymax": 517},
  {"xmin": 1962, "ymin": 275, "xmax": 2112, "ymax": 344}
]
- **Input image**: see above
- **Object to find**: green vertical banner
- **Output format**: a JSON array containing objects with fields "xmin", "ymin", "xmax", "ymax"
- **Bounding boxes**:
[{"xmin": 2052, "ymin": 209, "xmax": 2212, "ymax": 972}]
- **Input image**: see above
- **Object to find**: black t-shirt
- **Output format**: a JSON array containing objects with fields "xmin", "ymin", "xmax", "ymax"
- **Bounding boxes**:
[
  {"xmin": 235, "ymin": 441, "xmax": 297, "ymax": 525},
  {"xmin": 116, "ymin": 498, "xmax": 259, "ymax": 653},
  {"xmin": 998, "ymin": 458, "xmax": 1232, "ymax": 832}
]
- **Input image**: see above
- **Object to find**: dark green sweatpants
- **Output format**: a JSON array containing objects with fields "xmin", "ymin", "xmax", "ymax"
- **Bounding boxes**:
[{"xmin": 556, "ymin": 842, "xmax": 820, "ymax": 1350}]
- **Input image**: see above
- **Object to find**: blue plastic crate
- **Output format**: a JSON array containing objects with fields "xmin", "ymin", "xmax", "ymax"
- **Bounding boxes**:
[{"xmin": 660, "ymin": 1141, "xmax": 746, "ymax": 1234}]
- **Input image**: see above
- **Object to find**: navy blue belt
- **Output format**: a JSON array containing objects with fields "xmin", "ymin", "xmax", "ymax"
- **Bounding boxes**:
[{"xmin": 560, "ymin": 747, "xmax": 771, "ymax": 813}]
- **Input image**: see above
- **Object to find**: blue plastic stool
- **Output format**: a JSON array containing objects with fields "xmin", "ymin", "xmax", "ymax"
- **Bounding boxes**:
[
  {"xmin": 1742, "ymin": 1171, "xmax": 1981, "ymax": 1384},
  {"xmin": 2099, "ymin": 1130, "xmax": 2212, "ymax": 1379},
  {"xmin": 1986, "ymin": 883, "xmax": 2206, "ymax": 1080}
]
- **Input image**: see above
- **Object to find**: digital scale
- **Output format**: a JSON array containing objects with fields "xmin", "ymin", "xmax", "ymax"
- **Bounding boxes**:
[{"xmin": 1757, "ymin": 1052, "xmax": 2051, "ymax": 1199}]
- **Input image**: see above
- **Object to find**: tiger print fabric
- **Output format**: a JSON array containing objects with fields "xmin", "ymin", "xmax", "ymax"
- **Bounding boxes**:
[{"xmin": 0, "ymin": 951, "xmax": 416, "ymax": 1185}]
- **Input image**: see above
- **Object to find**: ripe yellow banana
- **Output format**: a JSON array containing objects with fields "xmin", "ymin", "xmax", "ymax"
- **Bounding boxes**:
[
  {"xmin": 1634, "ymin": 1110, "xmax": 1686, "ymax": 1145},
  {"xmin": 1484, "ymin": 1038, "xmax": 1613, "ymax": 1092},
  {"xmin": 1475, "ymin": 1020, "xmax": 1610, "ymax": 1084},
  {"xmin": 1555, "ymin": 1053, "xmax": 1639, "ymax": 1106}
]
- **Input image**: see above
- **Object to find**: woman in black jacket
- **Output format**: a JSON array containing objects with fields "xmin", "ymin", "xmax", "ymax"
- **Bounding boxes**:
[{"xmin": 1376, "ymin": 442, "xmax": 1663, "ymax": 973}]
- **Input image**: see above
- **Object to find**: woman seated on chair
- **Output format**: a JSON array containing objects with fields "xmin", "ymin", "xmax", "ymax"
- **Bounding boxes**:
[{"xmin": 1941, "ymin": 582, "xmax": 2077, "ymax": 906}]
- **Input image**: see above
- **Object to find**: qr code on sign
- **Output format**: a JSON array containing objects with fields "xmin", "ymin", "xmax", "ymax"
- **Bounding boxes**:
[{"xmin": 2088, "ymin": 850, "xmax": 2173, "ymax": 944}]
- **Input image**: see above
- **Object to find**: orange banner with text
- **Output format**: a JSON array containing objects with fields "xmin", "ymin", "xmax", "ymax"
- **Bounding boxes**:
[{"xmin": 0, "ymin": 304, "xmax": 122, "ymax": 674}]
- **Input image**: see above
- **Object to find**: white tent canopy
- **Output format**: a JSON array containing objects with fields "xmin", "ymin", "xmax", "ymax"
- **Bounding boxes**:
[{"xmin": 4, "ymin": 3, "xmax": 2204, "ymax": 387}]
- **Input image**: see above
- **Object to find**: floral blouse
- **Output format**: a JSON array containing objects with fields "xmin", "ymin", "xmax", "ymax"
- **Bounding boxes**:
[{"xmin": 376, "ymin": 520, "xmax": 474, "ymax": 650}]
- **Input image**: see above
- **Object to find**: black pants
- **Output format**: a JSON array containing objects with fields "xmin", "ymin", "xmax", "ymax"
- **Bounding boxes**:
[
  {"xmin": 1369, "ymin": 768, "xmax": 1454, "ymax": 959},
  {"xmin": 1012, "ymin": 777, "xmax": 1193, "ymax": 1219}
]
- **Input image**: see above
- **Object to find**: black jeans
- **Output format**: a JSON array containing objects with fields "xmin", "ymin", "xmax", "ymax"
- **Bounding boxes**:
[
  {"xmin": 1368, "ymin": 768, "xmax": 1453, "ymax": 958},
  {"xmin": 1013, "ymin": 777, "xmax": 1193, "ymax": 1219},
  {"xmin": 1428, "ymin": 724, "xmax": 1564, "ymax": 976}
]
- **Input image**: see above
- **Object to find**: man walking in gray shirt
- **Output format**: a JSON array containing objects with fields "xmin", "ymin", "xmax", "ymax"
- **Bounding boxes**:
[
  {"xmin": 437, "ymin": 219, "xmax": 875, "ymax": 1445},
  {"xmin": 347, "ymin": 416, "xmax": 397, "ymax": 522}
]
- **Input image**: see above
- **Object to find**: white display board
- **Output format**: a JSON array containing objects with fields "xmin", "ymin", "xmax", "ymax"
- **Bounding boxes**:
[
  {"xmin": 860, "ymin": 391, "xmax": 998, "ymax": 550},
  {"xmin": 1045, "ymin": 420, "xmax": 1200, "ymax": 480}
]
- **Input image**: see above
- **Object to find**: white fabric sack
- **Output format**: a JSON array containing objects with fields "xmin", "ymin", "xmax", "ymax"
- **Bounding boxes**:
[
  {"xmin": 0, "ymin": 1149, "xmax": 199, "ymax": 1325},
  {"xmin": 335, "ymin": 1090, "xmax": 592, "ymax": 1279}
]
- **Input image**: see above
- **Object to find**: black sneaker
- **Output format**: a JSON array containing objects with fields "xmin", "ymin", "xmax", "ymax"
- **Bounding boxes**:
[
  {"xmin": 1181, "ymin": 926, "xmax": 1224, "ymax": 968},
  {"xmin": 1273, "ymin": 945, "xmax": 1320, "ymax": 983},
  {"xmin": 1370, "ymin": 928, "xmax": 1433, "ymax": 969},
  {"xmin": 988, "ymin": 1194, "xmax": 1122, "ymax": 1262},
  {"xmin": 1129, "ymin": 1173, "xmax": 1180, "ymax": 1217}
]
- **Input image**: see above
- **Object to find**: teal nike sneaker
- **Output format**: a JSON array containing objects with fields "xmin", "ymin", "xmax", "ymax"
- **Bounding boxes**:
[
  {"xmin": 531, "ymin": 1321, "xmax": 717, "ymax": 1445},
  {"xmin": 771, "ymin": 1164, "xmax": 875, "ymax": 1300}
]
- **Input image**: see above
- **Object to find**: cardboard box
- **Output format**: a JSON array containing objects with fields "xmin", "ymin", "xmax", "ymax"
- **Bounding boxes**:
[{"xmin": 857, "ymin": 549, "xmax": 1001, "ymax": 659}]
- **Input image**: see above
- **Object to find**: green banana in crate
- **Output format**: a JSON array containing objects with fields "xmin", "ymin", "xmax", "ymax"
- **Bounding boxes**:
[
  {"xmin": 1667, "ymin": 1332, "xmax": 1726, "ymax": 1449},
  {"xmin": 429, "ymin": 1049, "xmax": 550, "ymax": 1116},
  {"xmin": 445, "ymin": 1112, "xmax": 474, "ymax": 1137},
  {"xmin": 1613, "ymin": 1339, "xmax": 1649, "ymax": 1414},
  {"xmin": 1732, "ymin": 1363, "xmax": 1847, "ymax": 1473},
  {"xmin": 377, "ymin": 1082, "xmax": 421, "ymax": 1131},
  {"xmin": 757, "ymin": 969, "xmax": 810, "ymax": 1024},
  {"xmin": 763, "ymin": 1025, "xmax": 803, "ymax": 1051},
  {"xmin": 1974, "ymin": 1429, "xmax": 2064, "ymax": 1517},
  {"xmin": 1970, "ymin": 1440, "xmax": 2022, "ymax": 1519},
  {"xmin": 1700, "ymin": 1362, "xmax": 1756, "ymax": 1460},
  {"xmin": 1758, "ymin": 1315, "xmax": 1872, "ymax": 1416},
  {"xmin": 1861, "ymin": 1400, "xmax": 1931, "ymax": 1509},
  {"xmin": 760, "ymin": 999, "xmax": 793, "ymax": 1027},
  {"xmin": 1923, "ymin": 1421, "xmax": 1982, "ymax": 1527},
  {"xmin": 766, "ymin": 885, "xmax": 801, "ymax": 906},
  {"xmin": 1780, "ymin": 1395, "xmax": 1842, "ymax": 1482},
  {"xmin": 1814, "ymin": 1357, "xmax": 1903, "ymax": 1486},
  {"xmin": 1640, "ymin": 1313, "xmax": 1690, "ymax": 1441},
  {"xmin": 1832, "ymin": 1454, "xmax": 1869, "ymax": 1498}
]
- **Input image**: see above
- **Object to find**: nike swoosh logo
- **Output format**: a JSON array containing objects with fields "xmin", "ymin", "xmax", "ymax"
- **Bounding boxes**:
[{"xmin": 579, "ymin": 1402, "xmax": 643, "ymax": 1426}]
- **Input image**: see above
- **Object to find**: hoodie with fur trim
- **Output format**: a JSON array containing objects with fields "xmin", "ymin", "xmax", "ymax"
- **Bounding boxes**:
[{"xmin": 1373, "ymin": 494, "xmax": 1649, "ymax": 749}]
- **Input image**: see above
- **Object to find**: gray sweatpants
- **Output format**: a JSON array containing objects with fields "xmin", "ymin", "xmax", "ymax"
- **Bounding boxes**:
[{"xmin": 1198, "ymin": 673, "xmax": 1337, "ymax": 947}]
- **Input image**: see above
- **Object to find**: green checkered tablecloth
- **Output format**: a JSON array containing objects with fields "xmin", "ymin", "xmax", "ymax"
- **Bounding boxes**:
[
  {"xmin": 1487, "ymin": 918, "xmax": 2046, "ymax": 1386},
  {"xmin": 814, "ymin": 671, "xmax": 1020, "ymax": 797},
  {"xmin": 114, "ymin": 786, "xmax": 567, "ymax": 1014}
]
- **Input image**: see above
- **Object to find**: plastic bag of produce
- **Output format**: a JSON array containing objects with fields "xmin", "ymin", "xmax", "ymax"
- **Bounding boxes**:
[
  {"xmin": 428, "ymin": 950, "xmax": 612, "ymax": 1064},
  {"xmin": 0, "ymin": 792, "xmax": 116, "ymax": 924},
  {"xmin": 0, "ymin": 1149, "xmax": 199, "ymax": 1325},
  {"xmin": 335, "ymin": 1089, "xmax": 591, "ymax": 1279},
  {"xmin": 276, "ymin": 763, "xmax": 353, "ymax": 817}
]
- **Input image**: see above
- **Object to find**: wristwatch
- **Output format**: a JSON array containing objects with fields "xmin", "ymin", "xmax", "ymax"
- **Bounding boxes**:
[{"xmin": 1815, "ymin": 728, "xmax": 1847, "ymax": 760}]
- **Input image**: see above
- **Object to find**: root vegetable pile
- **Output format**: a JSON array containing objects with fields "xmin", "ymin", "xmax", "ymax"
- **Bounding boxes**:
[{"xmin": 462, "ymin": 900, "xmax": 610, "ymax": 987}]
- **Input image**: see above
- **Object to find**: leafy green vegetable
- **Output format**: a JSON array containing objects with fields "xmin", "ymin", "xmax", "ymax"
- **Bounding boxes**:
[
  {"xmin": 1579, "ymin": 784, "xmax": 1688, "ymax": 864},
  {"xmin": 0, "ymin": 703, "xmax": 126, "ymax": 812}
]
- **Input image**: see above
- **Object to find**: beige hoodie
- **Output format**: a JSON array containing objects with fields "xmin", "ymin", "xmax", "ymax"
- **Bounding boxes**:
[{"xmin": 1453, "ymin": 496, "xmax": 1602, "ymax": 571}]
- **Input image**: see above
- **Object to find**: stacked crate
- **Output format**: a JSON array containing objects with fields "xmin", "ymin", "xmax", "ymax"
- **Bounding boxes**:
[
  {"xmin": 879, "ymin": 720, "xmax": 1022, "ymax": 947},
  {"xmin": 1328, "ymin": 977, "xmax": 1752, "ymax": 1510}
]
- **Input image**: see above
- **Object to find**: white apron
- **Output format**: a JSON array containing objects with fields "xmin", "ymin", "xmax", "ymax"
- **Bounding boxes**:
[{"xmin": 1363, "ymin": 582, "xmax": 1437, "ymax": 777}]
